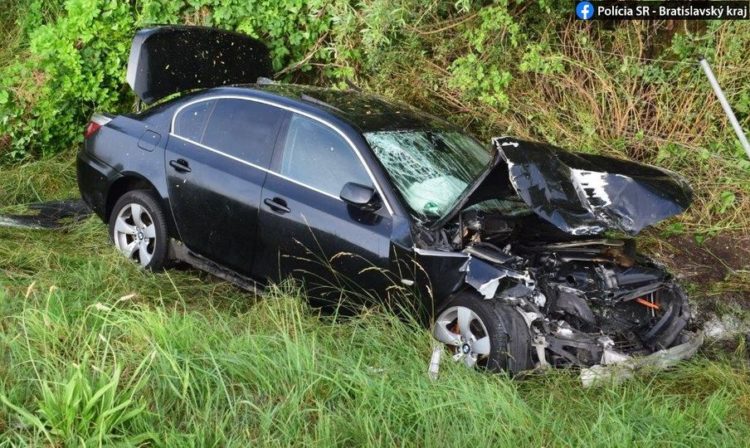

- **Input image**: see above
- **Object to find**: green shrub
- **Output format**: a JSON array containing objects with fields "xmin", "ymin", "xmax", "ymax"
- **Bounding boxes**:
[
  {"xmin": 0, "ymin": 0, "xmax": 337, "ymax": 161},
  {"xmin": 0, "ymin": 0, "xmax": 748, "ymax": 233}
]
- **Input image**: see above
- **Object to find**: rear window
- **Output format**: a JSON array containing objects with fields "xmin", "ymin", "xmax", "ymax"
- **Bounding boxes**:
[
  {"xmin": 173, "ymin": 98, "xmax": 287, "ymax": 168},
  {"xmin": 173, "ymin": 99, "xmax": 216, "ymax": 142}
]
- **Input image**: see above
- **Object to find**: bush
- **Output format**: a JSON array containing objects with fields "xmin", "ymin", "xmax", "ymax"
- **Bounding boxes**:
[
  {"xmin": 0, "ymin": 0, "xmax": 748, "ymax": 233},
  {"xmin": 0, "ymin": 0, "xmax": 336, "ymax": 161}
]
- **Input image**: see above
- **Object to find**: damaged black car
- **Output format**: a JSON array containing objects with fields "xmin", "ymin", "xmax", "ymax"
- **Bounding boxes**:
[{"xmin": 77, "ymin": 26, "xmax": 700, "ymax": 378}]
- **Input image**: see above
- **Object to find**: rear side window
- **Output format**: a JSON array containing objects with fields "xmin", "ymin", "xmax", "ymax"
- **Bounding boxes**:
[
  {"xmin": 202, "ymin": 98, "xmax": 286, "ymax": 167},
  {"xmin": 279, "ymin": 114, "xmax": 371, "ymax": 197},
  {"xmin": 173, "ymin": 99, "xmax": 216, "ymax": 142}
]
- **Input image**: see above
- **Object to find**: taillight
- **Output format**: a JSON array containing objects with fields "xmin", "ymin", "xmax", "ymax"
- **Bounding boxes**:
[
  {"xmin": 84, "ymin": 121, "xmax": 101, "ymax": 139},
  {"xmin": 84, "ymin": 113, "xmax": 112, "ymax": 139}
]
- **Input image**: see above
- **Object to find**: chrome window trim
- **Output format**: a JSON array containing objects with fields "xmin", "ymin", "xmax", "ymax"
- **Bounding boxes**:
[
  {"xmin": 170, "ymin": 94, "xmax": 394, "ymax": 215},
  {"xmin": 169, "ymin": 133, "xmax": 342, "ymax": 202}
]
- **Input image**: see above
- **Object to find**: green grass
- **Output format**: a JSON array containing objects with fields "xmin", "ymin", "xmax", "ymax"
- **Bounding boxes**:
[{"xmin": 1, "ymin": 153, "xmax": 750, "ymax": 446}]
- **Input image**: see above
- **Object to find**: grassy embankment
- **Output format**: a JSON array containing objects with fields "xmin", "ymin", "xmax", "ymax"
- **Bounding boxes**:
[{"xmin": 1, "ymin": 154, "xmax": 750, "ymax": 446}]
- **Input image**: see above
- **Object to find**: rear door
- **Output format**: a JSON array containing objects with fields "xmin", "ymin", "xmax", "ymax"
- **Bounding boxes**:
[
  {"xmin": 166, "ymin": 97, "xmax": 288, "ymax": 275},
  {"xmin": 254, "ymin": 113, "xmax": 394, "ymax": 302}
]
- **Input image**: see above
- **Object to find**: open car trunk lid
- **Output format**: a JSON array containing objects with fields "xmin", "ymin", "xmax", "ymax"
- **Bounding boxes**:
[
  {"xmin": 126, "ymin": 26, "xmax": 272, "ymax": 105},
  {"xmin": 443, "ymin": 138, "xmax": 693, "ymax": 236}
]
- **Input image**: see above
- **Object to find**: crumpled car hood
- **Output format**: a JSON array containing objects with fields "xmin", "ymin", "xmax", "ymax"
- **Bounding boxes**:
[{"xmin": 450, "ymin": 137, "xmax": 692, "ymax": 236}]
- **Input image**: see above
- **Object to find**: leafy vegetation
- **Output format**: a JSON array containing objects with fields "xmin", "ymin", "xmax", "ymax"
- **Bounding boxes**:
[
  {"xmin": 1, "ymin": 0, "xmax": 748, "ymax": 237},
  {"xmin": 1, "ymin": 0, "xmax": 749, "ymax": 445}
]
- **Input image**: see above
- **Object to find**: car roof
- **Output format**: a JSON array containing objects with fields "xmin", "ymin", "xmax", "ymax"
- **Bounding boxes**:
[{"xmin": 233, "ymin": 83, "xmax": 455, "ymax": 134}]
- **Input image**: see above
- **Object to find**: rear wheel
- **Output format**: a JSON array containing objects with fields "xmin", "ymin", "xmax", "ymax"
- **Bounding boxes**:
[
  {"xmin": 433, "ymin": 292, "xmax": 534, "ymax": 375},
  {"xmin": 108, "ymin": 190, "xmax": 169, "ymax": 270}
]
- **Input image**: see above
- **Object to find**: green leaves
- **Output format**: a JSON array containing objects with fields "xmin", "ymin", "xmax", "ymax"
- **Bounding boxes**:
[
  {"xmin": 1, "ymin": 0, "xmax": 336, "ymax": 162},
  {"xmin": 717, "ymin": 190, "xmax": 737, "ymax": 214},
  {"xmin": 1, "ymin": 0, "xmax": 134, "ymax": 161},
  {"xmin": 449, "ymin": 54, "xmax": 512, "ymax": 109}
]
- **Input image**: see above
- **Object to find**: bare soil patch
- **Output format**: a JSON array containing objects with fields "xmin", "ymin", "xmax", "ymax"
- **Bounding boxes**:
[{"xmin": 661, "ymin": 233, "xmax": 749, "ymax": 284}]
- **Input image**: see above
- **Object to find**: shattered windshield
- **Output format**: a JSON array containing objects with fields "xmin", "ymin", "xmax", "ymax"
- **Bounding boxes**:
[{"xmin": 365, "ymin": 130, "xmax": 491, "ymax": 219}]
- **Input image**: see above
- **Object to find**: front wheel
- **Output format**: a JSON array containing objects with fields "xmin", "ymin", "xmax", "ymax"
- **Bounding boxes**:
[
  {"xmin": 108, "ymin": 190, "xmax": 170, "ymax": 270},
  {"xmin": 433, "ymin": 292, "xmax": 534, "ymax": 375}
]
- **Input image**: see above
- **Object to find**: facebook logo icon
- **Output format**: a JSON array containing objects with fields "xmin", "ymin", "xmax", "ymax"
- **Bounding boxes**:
[{"xmin": 576, "ymin": 1, "xmax": 594, "ymax": 20}]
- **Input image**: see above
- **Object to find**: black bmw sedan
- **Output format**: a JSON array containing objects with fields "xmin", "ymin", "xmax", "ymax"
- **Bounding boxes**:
[{"xmin": 77, "ymin": 26, "xmax": 700, "ymax": 377}]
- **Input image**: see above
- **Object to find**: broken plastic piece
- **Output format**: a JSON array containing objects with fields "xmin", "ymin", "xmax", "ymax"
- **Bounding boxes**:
[
  {"xmin": 428, "ymin": 345, "xmax": 443, "ymax": 380},
  {"xmin": 580, "ymin": 331, "xmax": 703, "ymax": 387}
]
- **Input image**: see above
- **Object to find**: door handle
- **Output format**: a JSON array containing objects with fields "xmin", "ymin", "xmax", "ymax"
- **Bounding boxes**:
[
  {"xmin": 169, "ymin": 159, "xmax": 191, "ymax": 173},
  {"xmin": 264, "ymin": 197, "xmax": 291, "ymax": 214}
]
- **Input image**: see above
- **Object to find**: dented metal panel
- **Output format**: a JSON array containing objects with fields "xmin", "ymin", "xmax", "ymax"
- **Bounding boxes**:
[
  {"xmin": 440, "ymin": 137, "xmax": 693, "ymax": 236},
  {"xmin": 495, "ymin": 138, "xmax": 693, "ymax": 235}
]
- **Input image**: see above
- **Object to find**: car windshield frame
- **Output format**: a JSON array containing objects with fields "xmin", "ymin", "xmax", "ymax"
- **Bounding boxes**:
[{"xmin": 364, "ymin": 128, "xmax": 494, "ymax": 223}]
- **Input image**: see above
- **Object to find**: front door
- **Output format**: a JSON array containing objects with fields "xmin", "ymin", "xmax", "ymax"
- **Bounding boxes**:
[
  {"xmin": 254, "ymin": 113, "xmax": 393, "ymax": 303},
  {"xmin": 165, "ymin": 97, "xmax": 288, "ymax": 275}
]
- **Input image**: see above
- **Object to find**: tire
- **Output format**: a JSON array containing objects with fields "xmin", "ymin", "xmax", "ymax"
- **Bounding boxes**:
[
  {"xmin": 108, "ymin": 190, "xmax": 170, "ymax": 271},
  {"xmin": 433, "ymin": 291, "xmax": 534, "ymax": 375}
]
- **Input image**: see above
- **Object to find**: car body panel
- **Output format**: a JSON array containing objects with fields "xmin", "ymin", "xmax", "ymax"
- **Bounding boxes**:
[
  {"xmin": 438, "ymin": 137, "xmax": 693, "ymax": 236},
  {"xmin": 77, "ymin": 114, "xmax": 172, "ymax": 221},
  {"xmin": 256, "ymin": 172, "xmax": 395, "ymax": 301},
  {"xmin": 497, "ymin": 138, "xmax": 692, "ymax": 236},
  {"xmin": 127, "ymin": 26, "xmax": 272, "ymax": 105},
  {"xmin": 164, "ymin": 135, "xmax": 270, "ymax": 276},
  {"xmin": 76, "ymin": 150, "xmax": 111, "ymax": 220}
]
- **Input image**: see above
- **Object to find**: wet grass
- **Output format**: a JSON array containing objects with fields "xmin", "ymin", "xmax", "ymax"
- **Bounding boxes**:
[{"xmin": 1, "ymin": 151, "xmax": 750, "ymax": 446}]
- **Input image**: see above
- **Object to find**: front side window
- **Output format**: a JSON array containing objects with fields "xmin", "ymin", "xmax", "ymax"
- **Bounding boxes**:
[
  {"xmin": 364, "ymin": 130, "xmax": 491, "ymax": 219},
  {"xmin": 279, "ymin": 114, "xmax": 371, "ymax": 197}
]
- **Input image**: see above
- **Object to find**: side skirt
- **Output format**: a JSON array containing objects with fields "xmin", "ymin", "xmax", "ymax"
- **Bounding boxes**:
[{"xmin": 169, "ymin": 239, "xmax": 264, "ymax": 294}]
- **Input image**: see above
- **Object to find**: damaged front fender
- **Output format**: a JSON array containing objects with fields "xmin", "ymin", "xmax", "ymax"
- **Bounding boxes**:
[{"xmin": 415, "ymin": 245, "xmax": 536, "ymax": 301}]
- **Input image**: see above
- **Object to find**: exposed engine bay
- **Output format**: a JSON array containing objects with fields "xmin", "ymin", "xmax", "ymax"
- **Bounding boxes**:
[
  {"xmin": 453, "ymin": 207, "xmax": 691, "ymax": 368},
  {"xmin": 420, "ymin": 137, "xmax": 697, "ymax": 375}
]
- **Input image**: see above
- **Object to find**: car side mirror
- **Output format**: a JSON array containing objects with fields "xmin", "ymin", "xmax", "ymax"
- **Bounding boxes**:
[{"xmin": 340, "ymin": 182, "xmax": 381, "ymax": 212}]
